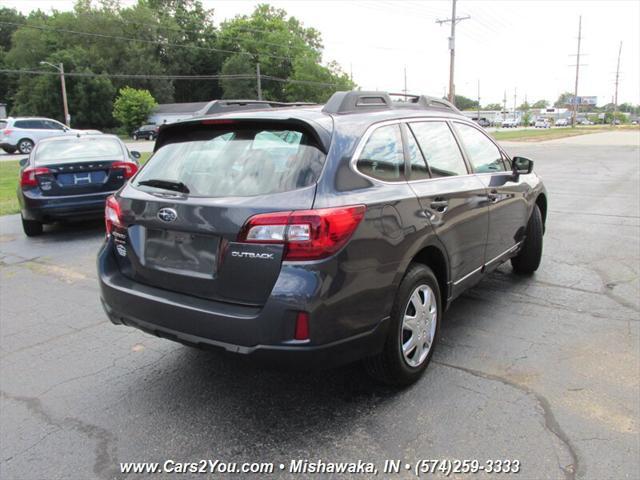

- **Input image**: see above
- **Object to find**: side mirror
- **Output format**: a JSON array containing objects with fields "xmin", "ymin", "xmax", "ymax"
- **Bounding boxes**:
[
  {"xmin": 19, "ymin": 158, "xmax": 29, "ymax": 168},
  {"xmin": 130, "ymin": 151, "xmax": 141, "ymax": 159},
  {"xmin": 512, "ymin": 156, "xmax": 533, "ymax": 175}
]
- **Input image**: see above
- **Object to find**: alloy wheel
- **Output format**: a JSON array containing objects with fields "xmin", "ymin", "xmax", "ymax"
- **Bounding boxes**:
[{"xmin": 401, "ymin": 284, "xmax": 437, "ymax": 368}]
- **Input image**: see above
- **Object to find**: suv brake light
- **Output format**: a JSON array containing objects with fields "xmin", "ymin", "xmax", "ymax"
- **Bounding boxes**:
[
  {"xmin": 2, "ymin": 129, "xmax": 12, "ymax": 136},
  {"xmin": 20, "ymin": 167, "xmax": 50, "ymax": 187},
  {"xmin": 111, "ymin": 161, "xmax": 138, "ymax": 179},
  {"xmin": 105, "ymin": 195, "xmax": 122, "ymax": 237},
  {"xmin": 237, "ymin": 205, "xmax": 366, "ymax": 261}
]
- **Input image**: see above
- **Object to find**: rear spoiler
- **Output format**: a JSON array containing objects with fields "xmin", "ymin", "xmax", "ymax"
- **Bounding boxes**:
[{"xmin": 155, "ymin": 117, "xmax": 332, "ymax": 154}]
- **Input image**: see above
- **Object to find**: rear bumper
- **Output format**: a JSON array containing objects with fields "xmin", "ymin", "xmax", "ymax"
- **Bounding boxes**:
[
  {"xmin": 98, "ymin": 241, "xmax": 390, "ymax": 369},
  {"xmin": 20, "ymin": 189, "xmax": 114, "ymax": 222}
]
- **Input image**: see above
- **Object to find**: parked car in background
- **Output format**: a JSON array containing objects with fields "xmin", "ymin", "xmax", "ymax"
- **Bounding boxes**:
[
  {"xmin": 501, "ymin": 118, "xmax": 519, "ymax": 128},
  {"xmin": 131, "ymin": 124, "xmax": 159, "ymax": 141},
  {"xmin": 534, "ymin": 118, "xmax": 550, "ymax": 128},
  {"xmin": 98, "ymin": 91, "xmax": 547, "ymax": 385},
  {"xmin": 578, "ymin": 118, "xmax": 594, "ymax": 125},
  {"xmin": 555, "ymin": 118, "xmax": 569, "ymax": 127},
  {"xmin": 0, "ymin": 117, "xmax": 95, "ymax": 154},
  {"xmin": 474, "ymin": 117, "xmax": 490, "ymax": 127},
  {"xmin": 17, "ymin": 134, "xmax": 140, "ymax": 236}
]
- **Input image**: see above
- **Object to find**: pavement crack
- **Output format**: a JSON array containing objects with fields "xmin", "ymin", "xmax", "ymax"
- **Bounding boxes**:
[
  {"xmin": 433, "ymin": 361, "xmax": 581, "ymax": 480},
  {"xmin": 0, "ymin": 390, "xmax": 120, "ymax": 480}
]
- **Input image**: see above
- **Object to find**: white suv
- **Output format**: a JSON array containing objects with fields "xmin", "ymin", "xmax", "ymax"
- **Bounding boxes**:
[
  {"xmin": 534, "ymin": 118, "xmax": 550, "ymax": 128},
  {"xmin": 0, "ymin": 117, "xmax": 84, "ymax": 154}
]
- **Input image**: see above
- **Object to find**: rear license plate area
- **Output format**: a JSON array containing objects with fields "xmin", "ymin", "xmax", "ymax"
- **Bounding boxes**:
[
  {"xmin": 57, "ymin": 171, "xmax": 107, "ymax": 185},
  {"xmin": 145, "ymin": 229, "xmax": 219, "ymax": 278}
]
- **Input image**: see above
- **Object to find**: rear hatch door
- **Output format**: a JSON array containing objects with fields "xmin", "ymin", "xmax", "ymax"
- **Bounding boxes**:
[{"xmin": 114, "ymin": 121, "xmax": 327, "ymax": 306}]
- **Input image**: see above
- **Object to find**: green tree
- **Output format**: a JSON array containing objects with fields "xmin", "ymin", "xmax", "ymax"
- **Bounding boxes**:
[
  {"xmin": 532, "ymin": 99, "xmax": 549, "ymax": 108},
  {"xmin": 217, "ymin": 4, "xmax": 348, "ymax": 101},
  {"xmin": 220, "ymin": 54, "xmax": 257, "ymax": 99},
  {"xmin": 484, "ymin": 103, "xmax": 502, "ymax": 111},
  {"xmin": 554, "ymin": 92, "xmax": 574, "ymax": 108},
  {"xmin": 285, "ymin": 59, "xmax": 353, "ymax": 103},
  {"xmin": 112, "ymin": 87, "xmax": 157, "ymax": 132},
  {"xmin": 452, "ymin": 95, "xmax": 479, "ymax": 110}
]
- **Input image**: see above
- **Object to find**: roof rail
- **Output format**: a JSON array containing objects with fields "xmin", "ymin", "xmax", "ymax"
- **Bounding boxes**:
[
  {"xmin": 201, "ymin": 99, "xmax": 317, "ymax": 115},
  {"xmin": 322, "ymin": 91, "xmax": 461, "ymax": 115}
]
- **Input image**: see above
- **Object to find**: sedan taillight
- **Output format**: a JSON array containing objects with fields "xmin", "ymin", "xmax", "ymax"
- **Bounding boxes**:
[
  {"xmin": 237, "ymin": 205, "xmax": 366, "ymax": 261},
  {"xmin": 111, "ymin": 161, "xmax": 138, "ymax": 179},
  {"xmin": 105, "ymin": 195, "xmax": 122, "ymax": 237},
  {"xmin": 20, "ymin": 167, "xmax": 50, "ymax": 188}
]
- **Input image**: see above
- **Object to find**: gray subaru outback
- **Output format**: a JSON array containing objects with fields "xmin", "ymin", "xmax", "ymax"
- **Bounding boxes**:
[{"xmin": 98, "ymin": 91, "xmax": 547, "ymax": 385}]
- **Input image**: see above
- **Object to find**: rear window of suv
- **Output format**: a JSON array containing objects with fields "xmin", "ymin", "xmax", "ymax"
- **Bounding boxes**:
[{"xmin": 135, "ymin": 126, "xmax": 326, "ymax": 197}]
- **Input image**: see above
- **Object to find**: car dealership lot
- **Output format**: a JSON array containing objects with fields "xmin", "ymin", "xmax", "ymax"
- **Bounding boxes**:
[{"xmin": 1, "ymin": 132, "xmax": 638, "ymax": 479}]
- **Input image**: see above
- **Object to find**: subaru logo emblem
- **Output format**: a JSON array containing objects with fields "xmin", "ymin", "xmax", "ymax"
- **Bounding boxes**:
[{"xmin": 157, "ymin": 208, "xmax": 177, "ymax": 222}]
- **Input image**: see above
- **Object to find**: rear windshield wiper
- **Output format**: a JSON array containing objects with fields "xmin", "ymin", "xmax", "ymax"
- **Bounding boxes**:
[{"xmin": 137, "ymin": 179, "xmax": 190, "ymax": 194}]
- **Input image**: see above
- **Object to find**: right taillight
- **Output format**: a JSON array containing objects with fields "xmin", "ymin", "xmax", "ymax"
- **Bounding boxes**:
[
  {"xmin": 20, "ymin": 167, "xmax": 50, "ymax": 187},
  {"xmin": 237, "ymin": 205, "xmax": 366, "ymax": 261},
  {"xmin": 111, "ymin": 161, "xmax": 138, "ymax": 179},
  {"xmin": 2, "ymin": 129, "xmax": 12, "ymax": 136},
  {"xmin": 105, "ymin": 195, "xmax": 122, "ymax": 237}
]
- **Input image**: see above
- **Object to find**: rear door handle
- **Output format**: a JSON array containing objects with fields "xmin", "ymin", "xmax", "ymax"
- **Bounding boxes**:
[{"xmin": 430, "ymin": 199, "xmax": 449, "ymax": 212}]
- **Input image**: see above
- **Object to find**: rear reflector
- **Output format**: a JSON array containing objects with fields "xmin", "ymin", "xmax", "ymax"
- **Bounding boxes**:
[
  {"xmin": 105, "ymin": 195, "xmax": 122, "ymax": 237},
  {"xmin": 294, "ymin": 312, "xmax": 310, "ymax": 340},
  {"xmin": 20, "ymin": 167, "xmax": 50, "ymax": 187},
  {"xmin": 111, "ymin": 161, "xmax": 138, "ymax": 179},
  {"xmin": 237, "ymin": 205, "xmax": 366, "ymax": 261}
]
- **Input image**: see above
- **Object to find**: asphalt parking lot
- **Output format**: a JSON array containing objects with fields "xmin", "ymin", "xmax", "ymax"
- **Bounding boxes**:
[{"xmin": 1, "ymin": 131, "xmax": 638, "ymax": 479}]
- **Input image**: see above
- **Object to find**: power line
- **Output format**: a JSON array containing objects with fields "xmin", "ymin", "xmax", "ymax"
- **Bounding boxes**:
[{"xmin": 0, "ymin": 68, "xmax": 345, "ymax": 87}]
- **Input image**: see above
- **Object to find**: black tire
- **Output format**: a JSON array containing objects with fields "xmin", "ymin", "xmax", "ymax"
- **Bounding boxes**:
[
  {"xmin": 18, "ymin": 138, "xmax": 34, "ymax": 154},
  {"xmin": 2, "ymin": 147, "xmax": 17, "ymax": 154},
  {"xmin": 511, "ymin": 204, "xmax": 543, "ymax": 274},
  {"xmin": 364, "ymin": 263, "xmax": 441, "ymax": 386},
  {"xmin": 21, "ymin": 216, "xmax": 43, "ymax": 237}
]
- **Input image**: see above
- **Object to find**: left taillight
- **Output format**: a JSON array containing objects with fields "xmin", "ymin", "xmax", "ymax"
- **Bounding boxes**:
[
  {"xmin": 105, "ymin": 195, "xmax": 122, "ymax": 237},
  {"xmin": 20, "ymin": 167, "xmax": 50, "ymax": 188},
  {"xmin": 111, "ymin": 161, "xmax": 138, "ymax": 179},
  {"xmin": 237, "ymin": 205, "xmax": 366, "ymax": 261}
]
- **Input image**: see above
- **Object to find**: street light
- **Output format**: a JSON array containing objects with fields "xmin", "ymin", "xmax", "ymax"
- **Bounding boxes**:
[{"xmin": 40, "ymin": 61, "xmax": 70, "ymax": 127}]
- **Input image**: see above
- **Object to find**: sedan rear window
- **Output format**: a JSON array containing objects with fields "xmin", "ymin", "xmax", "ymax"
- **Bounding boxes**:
[
  {"xmin": 134, "ymin": 127, "xmax": 325, "ymax": 197},
  {"xmin": 35, "ymin": 137, "xmax": 123, "ymax": 165}
]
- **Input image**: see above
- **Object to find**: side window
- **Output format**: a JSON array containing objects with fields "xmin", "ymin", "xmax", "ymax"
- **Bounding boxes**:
[
  {"xmin": 356, "ymin": 124, "xmax": 404, "ymax": 182},
  {"xmin": 454, "ymin": 123, "xmax": 506, "ymax": 173},
  {"xmin": 405, "ymin": 127, "xmax": 430, "ymax": 180},
  {"xmin": 44, "ymin": 120, "xmax": 64, "ymax": 130},
  {"xmin": 30, "ymin": 120, "xmax": 47, "ymax": 129},
  {"xmin": 14, "ymin": 120, "xmax": 31, "ymax": 129},
  {"xmin": 409, "ymin": 122, "xmax": 467, "ymax": 177}
]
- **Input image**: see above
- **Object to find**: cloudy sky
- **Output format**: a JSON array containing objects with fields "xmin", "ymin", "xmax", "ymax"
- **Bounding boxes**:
[{"xmin": 6, "ymin": 0, "xmax": 640, "ymax": 106}]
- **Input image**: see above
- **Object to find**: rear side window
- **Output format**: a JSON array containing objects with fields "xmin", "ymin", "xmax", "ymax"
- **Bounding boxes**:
[
  {"xmin": 356, "ymin": 124, "xmax": 404, "ymax": 182},
  {"xmin": 14, "ymin": 120, "xmax": 32, "ymax": 128},
  {"xmin": 136, "ymin": 127, "xmax": 325, "ymax": 197},
  {"xmin": 454, "ymin": 123, "xmax": 506, "ymax": 173},
  {"xmin": 409, "ymin": 122, "xmax": 467, "ymax": 177}
]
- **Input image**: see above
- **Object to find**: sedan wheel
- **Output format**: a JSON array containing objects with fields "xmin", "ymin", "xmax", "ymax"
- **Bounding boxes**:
[
  {"xmin": 401, "ymin": 284, "xmax": 437, "ymax": 368},
  {"xmin": 18, "ymin": 139, "xmax": 34, "ymax": 154}
]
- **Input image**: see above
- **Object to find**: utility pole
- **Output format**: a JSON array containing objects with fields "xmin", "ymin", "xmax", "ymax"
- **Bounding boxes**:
[
  {"xmin": 513, "ymin": 88, "xmax": 517, "ymax": 122},
  {"xmin": 614, "ymin": 41, "xmax": 622, "ymax": 126},
  {"xmin": 436, "ymin": 0, "xmax": 470, "ymax": 103},
  {"xmin": 403, "ymin": 66, "xmax": 408, "ymax": 96},
  {"xmin": 503, "ymin": 89, "xmax": 507, "ymax": 122},
  {"xmin": 256, "ymin": 63, "xmax": 262, "ymax": 101},
  {"xmin": 476, "ymin": 79, "xmax": 480, "ymax": 122},
  {"xmin": 40, "ymin": 61, "xmax": 69, "ymax": 126},
  {"xmin": 571, "ymin": 16, "xmax": 582, "ymax": 128}
]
